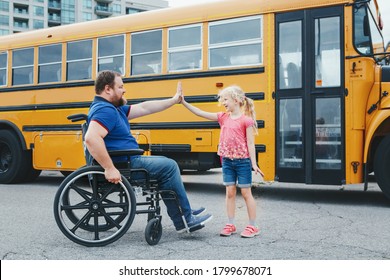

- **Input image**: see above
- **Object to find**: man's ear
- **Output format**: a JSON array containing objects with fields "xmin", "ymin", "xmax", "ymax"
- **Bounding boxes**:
[{"xmin": 104, "ymin": 84, "xmax": 112, "ymax": 95}]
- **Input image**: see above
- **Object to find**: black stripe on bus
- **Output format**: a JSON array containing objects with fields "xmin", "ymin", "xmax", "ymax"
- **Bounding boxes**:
[
  {"xmin": 130, "ymin": 121, "xmax": 265, "ymax": 130},
  {"xmin": 0, "ymin": 91, "xmax": 264, "ymax": 113},
  {"xmin": 0, "ymin": 91, "xmax": 263, "ymax": 112},
  {"xmin": 127, "ymin": 92, "xmax": 264, "ymax": 104},
  {"xmin": 0, "ymin": 81, "xmax": 94, "ymax": 93},
  {"xmin": 22, "ymin": 120, "xmax": 265, "ymax": 132},
  {"xmin": 146, "ymin": 144, "xmax": 266, "ymax": 153},
  {"xmin": 255, "ymin": 144, "xmax": 266, "ymax": 153},
  {"xmin": 150, "ymin": 144, "xmax": 191, "ymax": 152},
  {"xmin": 0, "ymin": 67, "xmax": 264, "ymax": 93},
  {"xmin": 0, "ymin": 102, "xmax": 91, "ymax": 112},
  {"xmin": 23, "ymin": 124, "xmax": 82, "ymax": 132},
  {"xmin": 124, "ymin": 67, "xmax": 265, "ymax": 83}
]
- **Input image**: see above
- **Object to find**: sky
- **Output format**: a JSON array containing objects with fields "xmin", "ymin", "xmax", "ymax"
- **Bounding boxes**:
[
  {"xmin": 168, "ymin": 0, "xmax": 390, "ymax": 44},
  {"xmin": 377, "ymin": 0, "xmax": 390, "ymax": 44},
  {"xmin": 168, "ymin": 0, "xmax": 217, "ymax": 7}
]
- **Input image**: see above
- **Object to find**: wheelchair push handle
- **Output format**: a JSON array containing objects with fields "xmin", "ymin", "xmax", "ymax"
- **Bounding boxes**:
[{"xmin": 67, "ymin": 113, "xmax": 88, "ymax": 122}]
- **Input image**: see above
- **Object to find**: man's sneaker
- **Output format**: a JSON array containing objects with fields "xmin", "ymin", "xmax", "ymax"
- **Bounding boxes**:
[
  {"xmin": 240, "ymin": 225, "xmax": 260, "ymax": 238},
  {"xmin": 220, "ymin": 224, "xmax": 237, "ymax": 236},
  {"xmin": 192, "ymin": 207, "xmax": 206, "ymax": 217},
  {"xmin": 176, "ymin": 214, "xmax": 213, "ymax": 233}
]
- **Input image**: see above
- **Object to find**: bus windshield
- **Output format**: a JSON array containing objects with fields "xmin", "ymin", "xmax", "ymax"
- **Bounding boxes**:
[{"xmin": 353, "ymin": 1, "xmax": 384, "ymax": 55}]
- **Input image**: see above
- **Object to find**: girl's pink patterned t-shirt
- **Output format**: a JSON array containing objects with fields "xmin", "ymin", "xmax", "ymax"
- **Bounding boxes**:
[{"xmin": 217, "ymin": 112, "xmax": 254, "ymax": 159}]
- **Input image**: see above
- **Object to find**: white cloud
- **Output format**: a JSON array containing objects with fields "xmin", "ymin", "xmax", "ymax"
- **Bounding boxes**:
[{"xmin": 377, "ymin": 0, "xmax": 390, "ymax": 43}]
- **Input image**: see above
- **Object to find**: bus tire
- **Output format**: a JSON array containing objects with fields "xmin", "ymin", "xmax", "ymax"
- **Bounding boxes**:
[
  {"xmin": 23, "ymin": 168, "xmax": 42, "ymax": 182},
  {"xmin": 22, "ymin": 151, "xmax": 42, "ymax": 182},
  {"xmin": 374, "ymin": 134, "xmax": 390, "ymax": 200},
  {"xmin": 0, "ymin": 130, "xmax": 30, "ymax": 184}
]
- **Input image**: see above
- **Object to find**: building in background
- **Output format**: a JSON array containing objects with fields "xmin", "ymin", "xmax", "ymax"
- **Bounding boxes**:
[{"xmin": 0, "ymin": 0, "xmax": 168, "ymax": 36}]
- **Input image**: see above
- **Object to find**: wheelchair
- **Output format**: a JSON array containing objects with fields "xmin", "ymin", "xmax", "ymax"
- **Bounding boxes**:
[{"xmin": 53, "ymin": 114, "xmax": 190, "ymax": 247}]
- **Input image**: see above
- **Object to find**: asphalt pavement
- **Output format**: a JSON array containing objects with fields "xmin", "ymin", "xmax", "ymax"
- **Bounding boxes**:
[{"xmin": 0, "ymin": 169, "xmax": 389, "ymax": 260}]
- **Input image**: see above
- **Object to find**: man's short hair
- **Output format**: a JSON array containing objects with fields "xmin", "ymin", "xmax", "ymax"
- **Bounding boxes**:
[{"xmin": 95, "ymin": 70, "xmax": 121, "ymax": 95}]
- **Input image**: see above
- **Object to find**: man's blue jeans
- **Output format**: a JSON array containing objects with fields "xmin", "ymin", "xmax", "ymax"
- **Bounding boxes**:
[{"xmin": 130, "ymin": 155, "xmax": 192, "ymax": 228}]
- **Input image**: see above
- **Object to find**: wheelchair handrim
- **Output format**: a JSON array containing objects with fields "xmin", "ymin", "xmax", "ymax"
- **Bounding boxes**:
[{"xmin": 57, "ymin": 170, "xmax": 133, "ymax": 244}]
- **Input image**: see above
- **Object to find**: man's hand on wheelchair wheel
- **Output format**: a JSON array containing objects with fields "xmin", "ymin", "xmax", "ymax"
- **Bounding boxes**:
[{"xmin": 105, "ymin": 167, "xmax": 122, "ymax": 184}]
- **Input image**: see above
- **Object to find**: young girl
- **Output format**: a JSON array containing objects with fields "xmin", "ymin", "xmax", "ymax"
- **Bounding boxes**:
[{"xmin": 180, "ymin": 83, "xmax": 264, "ymax": 238}]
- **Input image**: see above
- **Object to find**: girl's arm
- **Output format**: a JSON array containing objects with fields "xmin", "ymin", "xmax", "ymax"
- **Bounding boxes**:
[
  {"xmin": 246, "ymin": 126, "xmax": 264, "ymax": 176},
  {"xmin": 179, "ymin": 82, "xmax": 218, "ymax": 121},
  {"xmin": 182, "ymin": 99, "xmax": 218, "ymax": 121}
]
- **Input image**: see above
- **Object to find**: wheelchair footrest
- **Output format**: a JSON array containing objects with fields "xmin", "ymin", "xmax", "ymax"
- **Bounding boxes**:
[{"xmin": 188, "ymin": 224, "xmax": 205, "ymax": 233}]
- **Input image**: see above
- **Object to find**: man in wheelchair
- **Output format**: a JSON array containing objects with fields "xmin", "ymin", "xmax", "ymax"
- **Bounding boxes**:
[{"xmin": 85, "ymin": 70, "xmax": 212, "ymax": 233}]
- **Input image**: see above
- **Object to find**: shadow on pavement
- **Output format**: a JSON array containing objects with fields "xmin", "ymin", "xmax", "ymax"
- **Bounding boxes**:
[{"xmin": 252, "ymin": 183, "xmax": 390, "ymax": 208}]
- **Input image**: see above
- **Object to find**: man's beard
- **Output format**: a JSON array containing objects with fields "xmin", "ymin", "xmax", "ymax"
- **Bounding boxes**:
[
  {"xmin": 115, "ymin": 96, "xmax": 127, "ymax": 106},
  {"xmin": 119, "ymin": 96, "xmax": 127, "ymax": 106}
]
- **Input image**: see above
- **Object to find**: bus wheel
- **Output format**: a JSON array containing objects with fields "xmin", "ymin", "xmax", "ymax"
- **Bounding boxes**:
[
  {"xmin": 22, "ymin": 150, "xmax": 42, "ymax": 182},
  {"xmin": 0, "ymin": 130, "xmax": 28, "ymax": 184},
  {"xmin": 374, "ymin": 134, "xmax": 390, "ymax": 200}
]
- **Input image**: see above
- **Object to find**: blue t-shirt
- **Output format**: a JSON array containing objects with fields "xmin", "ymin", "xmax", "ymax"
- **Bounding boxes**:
[{"xmin": 88, "ymin": 96, "xmax": 139, "ymax": 154}]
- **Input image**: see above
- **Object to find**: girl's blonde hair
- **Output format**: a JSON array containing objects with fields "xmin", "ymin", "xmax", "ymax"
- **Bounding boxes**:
[{"xmin": 218, "ymin": 85, "xmax": 258, "ymax": 134}]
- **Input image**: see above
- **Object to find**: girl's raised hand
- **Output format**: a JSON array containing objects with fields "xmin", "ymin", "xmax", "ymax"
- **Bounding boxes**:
[{"xmin": 176, "ymin": 81, "xmax": 183, "ymax": 103}]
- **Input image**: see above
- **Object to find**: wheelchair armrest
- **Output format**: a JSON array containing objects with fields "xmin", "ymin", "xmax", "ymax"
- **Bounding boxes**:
[{"xmin": 108, "ymin": 149, "xmax": 144, "ymax": 157}]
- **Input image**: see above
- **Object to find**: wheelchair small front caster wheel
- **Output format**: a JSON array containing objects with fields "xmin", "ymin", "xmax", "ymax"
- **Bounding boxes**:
[{"xmin": 145, "ymin": 217, "xmax": 162, "ymax": 245}]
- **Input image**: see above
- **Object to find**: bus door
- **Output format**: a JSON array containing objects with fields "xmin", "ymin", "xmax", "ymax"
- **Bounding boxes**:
[{"xmin": 275, "ymin": 7, "xmax": 345, "ymax": 185}]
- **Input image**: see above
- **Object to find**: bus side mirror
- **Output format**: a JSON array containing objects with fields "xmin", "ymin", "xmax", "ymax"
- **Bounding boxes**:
[
  {"xmin": 363, "ymin": 15, "xmax": 370, "ymax": 37},
  {"xmin": 363, "ymin": 15, "xmax": 370, "ymax": 36}
]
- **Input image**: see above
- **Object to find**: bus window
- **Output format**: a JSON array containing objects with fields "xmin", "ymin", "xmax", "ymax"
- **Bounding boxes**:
[
  {"xmin": 278, "ymin": 21, "xmax": 302, "ymax": 89},
  {"xmin": 209, "ymin": 16, "xmax": 262, "ymax": 68},
  {"xmin": 98, "ymin": 35, "xmax": 125, "ymax": 74},
  {"xmin": 67, "ymin": 40, "xmax": 92, "ymax": 81},
  {"xmin": 315, "ymin": 98, "xmax": 341, "ymax": 170},
  {"xmin": 315, "ymin": 17, "xmax": 341, "ymax": 88},
  {"xmin": 38, "ymin": 44, "xmax": 62, "ymax": 83},
  {"xmin": 0, "ymin": 52, "xmax": 6, "ymax": 86},
  {"xmin": 168, "ymin": 24, "xmax": 202, "ymax": 72},
  {"xmin": 367, "ymin": 6, "xmax": 384, "ymax": 53},
  {"xmin": 131, "ymin": 30, "xmax": 162, "ymax": 75},
  {"xmin": 353, "ymin": 3, "xmax": 383, "ymax": 55},
  {"xmin": 12, "ymin": 48, "xmax": 34, "ymax": 86},
  {"xmin": 278, "ymin": 98, "xmax": 303, "ymax": 168}
]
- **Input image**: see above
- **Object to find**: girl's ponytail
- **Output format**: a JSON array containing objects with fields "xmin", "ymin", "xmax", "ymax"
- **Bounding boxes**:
[{"xmin": 244, "ymin": 96, "xmax": 258, "ymax": 135}]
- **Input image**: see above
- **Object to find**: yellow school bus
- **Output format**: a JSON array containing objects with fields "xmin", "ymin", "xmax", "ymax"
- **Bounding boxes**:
[{"xmin": 1, "ymin": 0, "xmax": 390, "ymax": 199}]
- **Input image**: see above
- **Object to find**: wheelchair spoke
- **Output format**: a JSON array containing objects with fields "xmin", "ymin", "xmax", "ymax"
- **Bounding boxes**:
[
  {"xmin": 91, "ymin": 175, "xmax": 103, "ymax": 200},
  {"xmin": 71, "ymin": 210, "xmax": 93, "ymax": 233},
  {"xmin": 70, "ymin": 183, "xmax": 93, "ymax": 202},
  {"xmin": 98, "ymin": 184, "xmax": 125, "ymax": 200},
  {"xmin": 98, "ymin": 189, "xmax": 119, "ymax": 204},
  {"xmin": 100, "ymin": 209, "xmax": 123, "ymax": 230},
  {"xmin": 101, "ymin": 201, "xmax": 129, "ymax": 208},
  {"xmin": 61, "ymin": 200, "xmax": 90, "ymax": 211},
  {"xmin": 94, "ymin": 212, "xmax": 100, "ymax": 240},
  {"xmin": 100, "ymin": 193, "xmax": 128, "ymax": 206}
]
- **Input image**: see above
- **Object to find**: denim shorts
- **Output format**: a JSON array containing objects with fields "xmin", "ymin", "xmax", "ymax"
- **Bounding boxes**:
[{"xmin": 222, "ymin": 157, "xmax": 252, "ymax": 188}]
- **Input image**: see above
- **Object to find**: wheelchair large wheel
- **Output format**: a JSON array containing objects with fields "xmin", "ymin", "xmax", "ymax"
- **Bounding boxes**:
[
  {"xmin": 53, "ymin": 165, "xmax": 136, "ymax": 247},
  {"xmin": 60, "ymin": 170, "xmax": 128, "ymax": 232}
]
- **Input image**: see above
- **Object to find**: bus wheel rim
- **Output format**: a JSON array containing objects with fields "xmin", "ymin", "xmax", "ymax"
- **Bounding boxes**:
[{"xmin": 0, "ymin": 143, "xmax": 11, "ymax": 173}]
